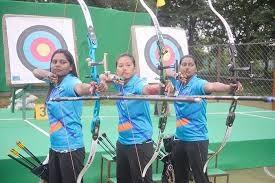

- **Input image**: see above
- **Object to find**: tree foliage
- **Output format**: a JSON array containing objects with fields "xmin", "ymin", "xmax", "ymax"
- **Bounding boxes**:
[
  {"xmin": 15, "ymin": 0, "xmax": 274, "ymax": 44},
  {"xmin": 157, "ymin": 0, "xmax": 274, "ymax": 45}
]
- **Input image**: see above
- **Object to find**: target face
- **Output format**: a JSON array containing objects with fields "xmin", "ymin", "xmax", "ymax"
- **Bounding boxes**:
[
  {"xmin": 16, "ymin": 25, "xmax": 68, "ymax": 71},
  {"xmin": 144, "ymin": 34, "xmax": 183, "ymax": 75}
]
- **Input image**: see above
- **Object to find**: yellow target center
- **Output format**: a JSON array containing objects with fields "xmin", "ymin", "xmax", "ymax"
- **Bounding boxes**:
[
  {"xmin": 163, "ymin": 50, "xmax": 171, "ymax": 62},
  {"xmin": 36, "ymin": 43, "xmax": 50, "ymax": 57}
]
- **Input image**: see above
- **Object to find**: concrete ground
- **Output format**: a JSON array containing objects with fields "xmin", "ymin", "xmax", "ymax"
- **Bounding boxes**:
[{"xmin": 209, "ymin": 167, "xmax": 275, "ymax": 183}]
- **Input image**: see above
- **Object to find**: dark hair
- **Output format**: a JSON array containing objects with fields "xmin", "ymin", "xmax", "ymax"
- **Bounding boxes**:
[
  {"xmin": 115, "ymin": 53, "xmax": 136, "ymax": 67},
  {"xmin": 50, "ymin": 49, "xmax": 78, "ymax": 77},
  {"xmin": 46, "ymin": 49, "xmax": 78, "ymax": 102},
  {"xmin": 179, "ymin": 55, "xmax": 197, "ymax": 66}
]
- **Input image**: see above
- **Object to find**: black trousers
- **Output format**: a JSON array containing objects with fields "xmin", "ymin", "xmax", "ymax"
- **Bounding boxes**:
[
  {"xmin": 172, "ymin": 140, "xmax": 209, "ymax": 183},
  {"xmin": 48, "ymin": 148, "xmax": 85, "ymax": 183},
  {"xmin": 116, "ymin": 141, "xmax": 153, "ymax": 183}
]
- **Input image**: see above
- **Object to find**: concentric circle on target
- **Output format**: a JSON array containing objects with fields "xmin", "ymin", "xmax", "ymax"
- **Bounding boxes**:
[
  {"xmin": 16, "ymin": 25, "xmax": 68, "ymax": 71},
  {"xmin": 144, "ymin": 34, "xmax": 183, "ymax": 75}
]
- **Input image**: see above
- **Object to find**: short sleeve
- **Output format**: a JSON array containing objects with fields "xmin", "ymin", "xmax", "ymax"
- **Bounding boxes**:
[
  {"xmin": 134, "ymin": 79, "xmax": 146, "ymax": 95},
  {"xmin": 63, "ymin": 76, "xmax": 82, "ymax": 97},
  {"xmin": 195, "ymin": 79, "xmax": 208, "ymax": 95}
]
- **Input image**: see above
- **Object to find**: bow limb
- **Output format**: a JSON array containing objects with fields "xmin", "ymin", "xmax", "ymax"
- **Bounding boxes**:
[
  {"xmin": 76, "ymin": 1, "xmax": 100, "ymax": 182},
  {"xmin": 207, "ymin": 0, "xmax": 237, "ymax": 78},
  {"xmin": 139, "ymin": 0, "xmax": 165, "ymax": 52},
  {"xmin": 203, "ymin": 0, "xmax": 237, "ymax": 173},
  {"xmin": 77, "ymin": 0, "xmax": 93, "ymax": 29},
  {"xmin": 208, "ymin": 0, "xmax": 235, "ymax": 45},
  {"xmin": 139, "ymin": 0, "xmax": 168, "ymax": 178}
]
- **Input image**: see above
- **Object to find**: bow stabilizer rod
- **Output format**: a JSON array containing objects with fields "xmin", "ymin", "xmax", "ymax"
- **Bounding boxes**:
[{"xmin": 51, "ymin": 95, "xmax": 275, "ymax": 103}]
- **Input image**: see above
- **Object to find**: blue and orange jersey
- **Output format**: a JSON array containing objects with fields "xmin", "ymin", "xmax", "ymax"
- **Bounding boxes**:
[
  {"xmin": 46, "ymin": 74, "xmax": 84, "ymax": 151},
  {"xmin": 114, "ymin": 75, "xmax": 153, "ymax": 145},
  {"xmin": 170, "ymin": 75, "xmax": 209, "ymax": 141}
]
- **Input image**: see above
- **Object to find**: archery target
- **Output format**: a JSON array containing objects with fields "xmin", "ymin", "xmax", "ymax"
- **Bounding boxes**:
[
  {"xmin": 3, "ymin": 14, "xmax": 77, "ymax": 86},
  {"xmin": 17, "ymin": 25, "xmax": 68, "ymax": 71},
  {"xmin": 132, "ymin": 26, "xmax": 189, "ymax": 83},
  {"xmin": 144, "ymin": 34, "xmax": 183, "ymax": 75}
]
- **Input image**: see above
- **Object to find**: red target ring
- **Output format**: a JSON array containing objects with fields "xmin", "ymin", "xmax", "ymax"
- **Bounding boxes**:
[
  {"xmin": 16, "ymin": 25, "xmax": 67, "ymax": 71},
  {"xmin": 144, "ymin": 34, "xmax": 183, "ymax": 75}
]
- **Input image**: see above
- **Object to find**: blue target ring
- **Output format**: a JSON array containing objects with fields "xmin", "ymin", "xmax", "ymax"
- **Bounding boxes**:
[{"xmin": 17, "ymin": 25, "xmax": 67, "ymax": 71}]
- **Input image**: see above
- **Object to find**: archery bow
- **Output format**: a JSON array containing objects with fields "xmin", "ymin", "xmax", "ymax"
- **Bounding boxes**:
[
  {"xmin": 203, "ymin": 0, "xmax": 241, "ymax": 172},
  {"xmin": 75, "ymin": 0, "xmax": 102, "ymax": 182},
  {"xmin": 138, "ymin": 0, "xmax": 168, "ymax": 178}
]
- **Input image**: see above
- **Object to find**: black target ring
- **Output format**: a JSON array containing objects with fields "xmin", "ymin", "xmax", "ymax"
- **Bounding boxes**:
[{"xmin": 16, "ymin": 25, "xmax": 67, "ymax": 71}]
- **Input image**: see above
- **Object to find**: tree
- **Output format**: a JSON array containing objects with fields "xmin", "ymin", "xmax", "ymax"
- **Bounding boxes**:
[
  {"xmin": 14, "ymin": 0, "xmax": 274, "ymax": 43},
  {"xmin": 157, "ymin": 0, "xmax": 274, "ymax": 44}
]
